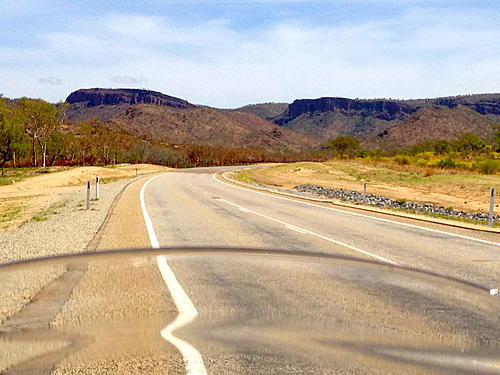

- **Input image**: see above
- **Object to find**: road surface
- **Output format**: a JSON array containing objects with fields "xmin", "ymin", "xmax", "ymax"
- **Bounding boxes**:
[{"xmin": 1, "ymin": 167, "xmax": 500, "ymax": 374}]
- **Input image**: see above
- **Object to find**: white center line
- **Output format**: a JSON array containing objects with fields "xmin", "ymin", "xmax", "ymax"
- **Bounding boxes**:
[
  {"xmin": 140, "ymin": 173, "xmax": 207, "ymax": 375},
  {"xmin": 285, "ymin": 224, "xmax": 308, "ymax": 234},
  {"xmin": 218, "ymin": 198, "xmax": 398, "ymax": 265}
]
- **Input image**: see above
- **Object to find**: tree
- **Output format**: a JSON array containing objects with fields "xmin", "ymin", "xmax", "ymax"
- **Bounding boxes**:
[
  {"xmin": 46, "ymin": 131, "xmax": 70, "ymax": 166},
  {"xmin": 0, "ymin": 100, "xmax": 26, "ymax": 173},
  {"xmin": 326, "ymin": 136, "xmax": 360, "ymax": 159},
  {"xmin": 456, "ymin": 133, "xmax": 487, "ymax": 153},
  {"xmin": 19, "ymin": 98, "xmax": 60, "ymax": 167},
  {"xmin": 492, "ymin": 131, "xmax": 500, "ymax": 152}
]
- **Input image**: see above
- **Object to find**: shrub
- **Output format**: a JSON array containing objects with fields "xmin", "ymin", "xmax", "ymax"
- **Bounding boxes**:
[
  {"xmin": 424, "ymin": 167, "xmax": 434, "ymax": 177},
  {"xmin": 456, "ymin": 133, "xmax": 487, "ymax": 152},
  {"xmin": 416, "ymin": 152, "xmax": 433, "ymax": 161},
  {"xmin": 476, "ymin": 160, "xmax": 500, "ymax": 175},
  {"xmin": 416, "ymin": 159, "xmax": 428, "ymax": 167},
  {"xmin": 326, "ymin": 136, "xmax": 360, "ymax": 159},
  {"xmin": 438, "ymin": 158, "xmax": 456, "ymax": 168},
  {"xmin": 357, "ymin": 149, "xmax": 370, "ymax": 158},
  {"xmin": 395, "ymin": 156, "xmax": 409, "ymax": 165}
]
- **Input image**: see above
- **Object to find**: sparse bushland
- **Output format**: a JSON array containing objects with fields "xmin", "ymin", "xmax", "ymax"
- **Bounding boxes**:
[
  {"xmin": 3, "ymin": 94, "xmax": 499, "ymax": 183},
  {"xmin": 326, "ymin": 134, "xmax": 500, "ymax": 175}
]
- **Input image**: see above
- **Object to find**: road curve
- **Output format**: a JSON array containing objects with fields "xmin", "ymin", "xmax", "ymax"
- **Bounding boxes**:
[
  {"xmin": 144, "ymin": 168, "xmax": 499, "ymax": 287},
  {"xmin": 2, "ymin": 167, "xmax": 499, "ymax": 374},
  {"xmin": 140, "ymin": 168, "xmax": 500, "ymax": 374}
]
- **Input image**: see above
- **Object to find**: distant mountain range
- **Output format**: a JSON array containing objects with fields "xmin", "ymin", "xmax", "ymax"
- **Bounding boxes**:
[
  {"xmin": 236, "ymin": 95, "xmax": 500, "ymax": 148},
  {"xmin": 65, "ymin": 88, "xmax": 500, "ymax": 150},
  {"xmin": 65, "ymin": 89, "xmax": 316, "ymax": 151}
]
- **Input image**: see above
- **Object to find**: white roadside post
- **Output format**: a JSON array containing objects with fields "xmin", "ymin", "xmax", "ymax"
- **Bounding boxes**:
[
  {"xmin": 363, "ymin": 182, "xmax": 367, "ymax": 205},
  {"xmin": 86, "ymin": 181, "xmax": 91, "ymax": 210},
  {"xmin": 96, "ymin": 176, "xmax": 100, "ymax": 200},
  {"xmin": 488, "ymin": 187, "xmax": 496, "ymax": 227}
]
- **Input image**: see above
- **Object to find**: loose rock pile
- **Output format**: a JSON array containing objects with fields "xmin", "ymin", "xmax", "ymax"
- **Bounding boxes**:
[{"xmin": 295, "ymin": 184, "xmax": 499, "ymax": 223}]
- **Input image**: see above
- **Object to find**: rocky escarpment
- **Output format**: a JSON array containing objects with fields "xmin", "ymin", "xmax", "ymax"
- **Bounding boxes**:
[
  {"xmin": 66, "ymin": 88, "xmax": 194, "ymax": 109},
  {"xmin": 238, "ymin": 94, "xmax": 500, "ymax": 146},
  {"xmin": 281, "ymin": 97, "xmax": 417, "ymax": 123},
  {"xmin": 277, "ymin": 95, "xmax": 500, "ymax": 124},
  {"xmin": 434, "ymin": 96, "xmax": 500, "ymax": 116},
  {"xmin": 63, "ymin": 88, "xmax": 317, "ymax": 151}
]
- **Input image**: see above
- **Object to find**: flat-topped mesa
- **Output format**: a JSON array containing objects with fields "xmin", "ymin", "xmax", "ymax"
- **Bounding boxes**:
[
  {"xmin": 434, "ymin": 97, "xmax": 500, "ymax": 116},
  {"xmin": 281, "ymin": 95, "xmax": 500, "ymax": 124},
  {"xmin": 66, "ymin": 88, "xmax": 194, "ymax": 109},
  {"xmin": 285, "ymin": 97, "xmax": 417, "ymax": 122}
]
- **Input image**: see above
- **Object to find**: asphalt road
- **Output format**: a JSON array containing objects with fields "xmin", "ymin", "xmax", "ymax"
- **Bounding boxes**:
[
  {"xmin": 140, "ymin": 168, "xmax": 500, "ymax": 374},
  {"xmin": 2, "ymin": 167, "xmax": 500, "ymax": 374},
  {"xmin": 145, "ymin": 168, "xmax": 500, "ymax": 286}
]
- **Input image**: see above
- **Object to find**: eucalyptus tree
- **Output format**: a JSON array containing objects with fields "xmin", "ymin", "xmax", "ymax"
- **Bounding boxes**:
[
  {"xmin": 0, "ymin": 99, "xmax": 26, "ymax": 173},
  {"xmin": 19, "ymin": 98, "xmax": 60, "ymax": 167}
]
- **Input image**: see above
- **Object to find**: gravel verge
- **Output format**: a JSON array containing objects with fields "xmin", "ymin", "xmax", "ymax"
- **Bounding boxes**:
[
  {"xmin": 227, "ymin": 171, "xmax": 499, "ymax": 226},
  {"xmin": 0, "ymin": 177, "xmax": 136, "ymax": 263},
  {"xmin": 296, "ymin": 184, "xmax": 500, "ymax": 223},
  {"xmin": 0, "ymin": 176, "xmax": 138, "ymax": 327}
]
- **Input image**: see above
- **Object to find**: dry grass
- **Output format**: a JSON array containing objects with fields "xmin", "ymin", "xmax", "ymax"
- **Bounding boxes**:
[
  {"xmin": 0, "ymin": 164, "xmax": 168, "ymax": 232},
  {"xmin": 0, "ymin": 197, "xmax": 30, "ymax": 230},
  {"xmin": 0, "ymin": 167, "xmax": 72, "ymax": 187},
  {"xmin": 235, "ymin": 160, "xmax": 500, "ymax": 214}
]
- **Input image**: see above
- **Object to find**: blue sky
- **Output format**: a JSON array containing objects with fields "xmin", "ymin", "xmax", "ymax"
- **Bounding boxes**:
[{"xmin": 1, "ymin": 0, "xmax": 499, "ymax": 107}]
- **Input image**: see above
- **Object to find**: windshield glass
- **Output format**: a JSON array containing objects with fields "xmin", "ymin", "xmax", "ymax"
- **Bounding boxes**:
[{"xmin": 1, "ymin": 248, "xmax": 499, "ymax": 374}]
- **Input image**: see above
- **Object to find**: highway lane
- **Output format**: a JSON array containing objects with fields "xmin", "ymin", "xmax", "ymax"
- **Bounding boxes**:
[
  {"xmin": 141, "ymin": 168, "xmax": 500, "ymax": 374},
  {"xmin": 2, "ymin": 167, "xmax": 499, "ymax": 374},
  {"xmin": 145, "ymin": 169, "xmax": 500, "ymax": 287}
]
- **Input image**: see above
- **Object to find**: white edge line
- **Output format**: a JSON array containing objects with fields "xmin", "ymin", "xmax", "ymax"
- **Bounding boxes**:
[
  {"xmin": 214, "ymin": 173, "xmax": 500, "ymax": 247},
  {"xmin": 140, "ymin": 173, "xmax": 207, "ymax": 375}
]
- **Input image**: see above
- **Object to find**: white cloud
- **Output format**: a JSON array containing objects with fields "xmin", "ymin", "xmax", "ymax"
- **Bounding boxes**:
[
  {"xmin": 38, "ymin": 76, "xmax": 63, "ymax": 85},
  {"xmin": 1, "ymin": 7, "xmax": 500, "ymax": 106},
  {"xmin": 110, "ymin": 75, "xmax": 148, "ymax": 85}
]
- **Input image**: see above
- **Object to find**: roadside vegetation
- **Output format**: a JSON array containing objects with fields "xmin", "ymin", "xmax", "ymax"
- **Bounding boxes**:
[
  {"xmin": 327, "ymin": 133, "xmax": 500, "ymax": 175},
  {"xmin": 0, "ymin": 96, "xmax": 330, "ymax": 176},
  {"xmin": 0, "ymin": 197, "xmax": 29, "ymax": 231},
  {"xmin": 31, "ymin": 200, "xmax": 68, "ymax": 222}
]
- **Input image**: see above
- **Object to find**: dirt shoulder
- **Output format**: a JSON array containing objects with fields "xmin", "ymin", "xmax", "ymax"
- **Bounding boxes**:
[
  {"xmin": 88, "ymin": 177, "xmax": 153, "ymax": 250},
  {"xmin": 0, "ymin": 164, "xmax": 167, "ymax": 232}
]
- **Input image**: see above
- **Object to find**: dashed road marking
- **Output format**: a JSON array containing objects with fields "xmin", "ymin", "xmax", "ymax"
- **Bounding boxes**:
[{"xmin": 218, "ymin": 197, "xmax": 398, "ymax": 265}]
